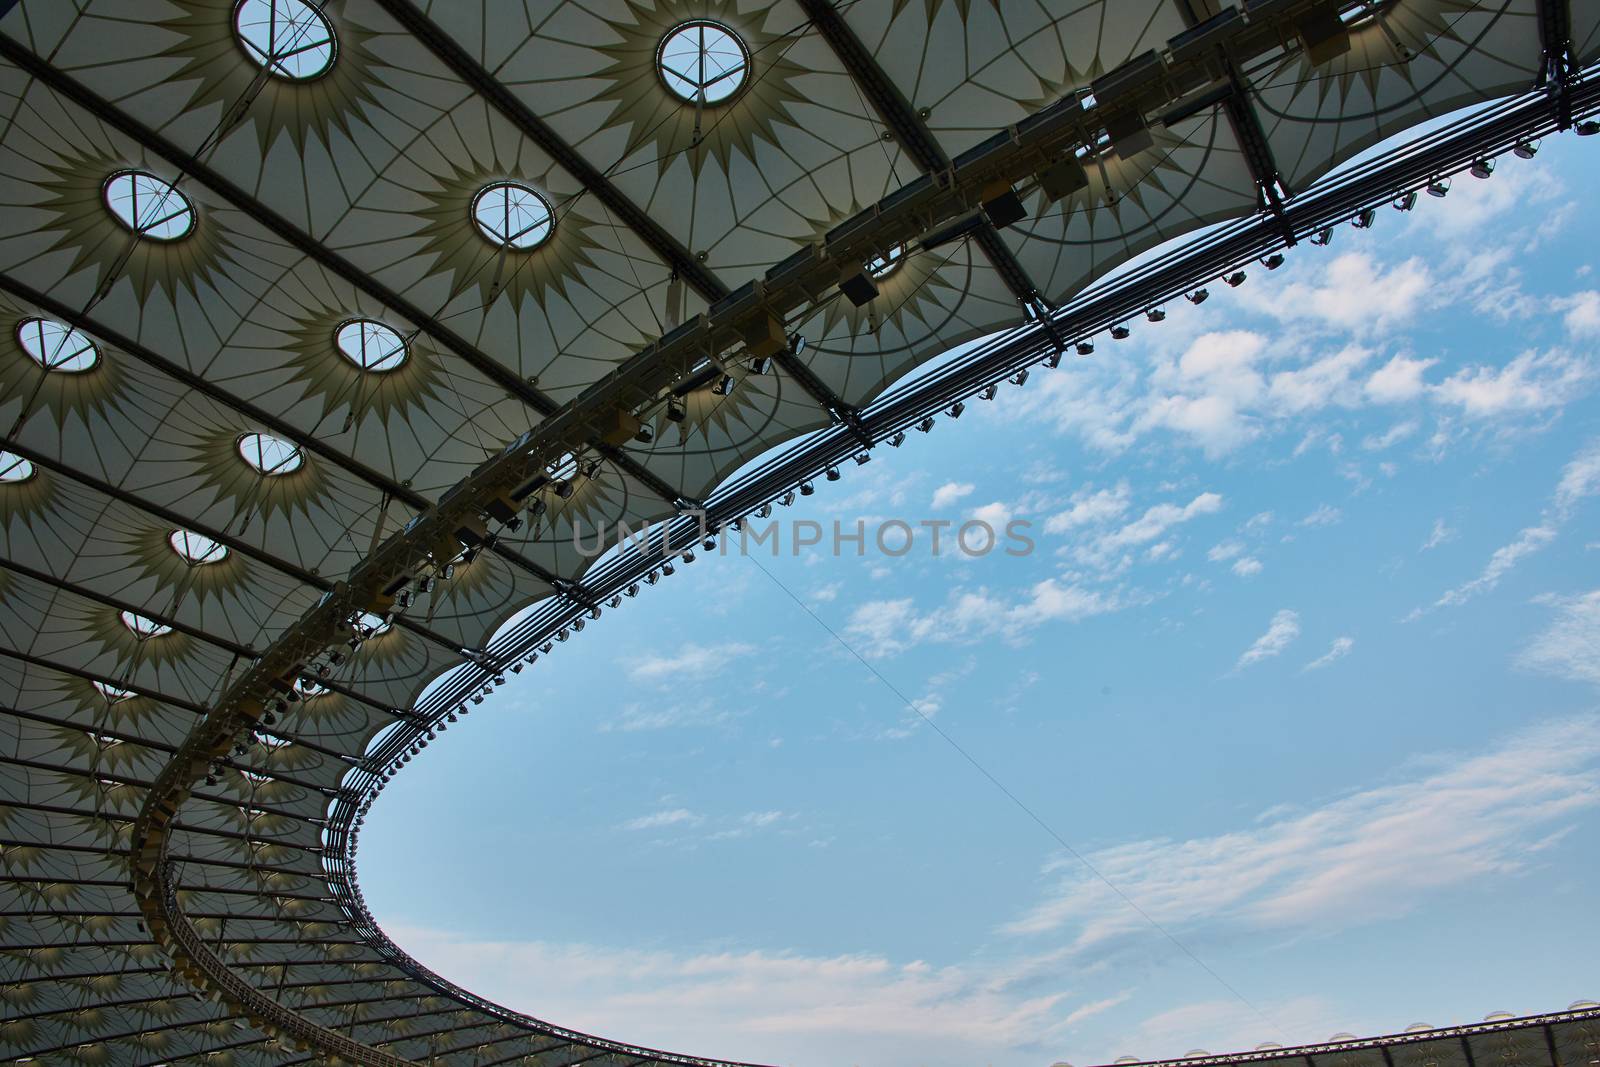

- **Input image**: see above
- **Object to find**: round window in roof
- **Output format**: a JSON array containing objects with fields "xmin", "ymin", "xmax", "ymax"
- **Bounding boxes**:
[
  {"xmin": 234, "ymin": 0, "xmax": 337, "ymax": 80},
  {"xmin": 93, "ymin": 679, "xmax": 135, "ymax": 703},
  {"xmin": 169, "ymin": 529, "xmax": 229, "ymax": 565},
  {"xmin": 120, "ymin": 610, "xmax": 173, "ymax": 639},
  {"xmin": 471, "ymin": 182, "xmax": 555, "ymax": 250},
  {"xmin": 237, "ymin": 432, "xmax": 304, "ymax": 476},
  {"xmin": 103, "ymin": 171, "xmax": 195, "ymax": 241},
  {"xmin": 866, "ymin": 244, "xmax": 904, "ymax": 279},
  {"xmin": 0, "ymin": 451, "xmax": 34, "ymax": 483},
  {"xmin": 335, "ymin": 319, "xmax": 408, "ymax": 372},
  {"xmin": 17, "ymin": 318, "xmax": 99, "ymax": 373},
  {"xmin": 657, "ymin": 21, "xmax": 749, "ymax": 104},
  {"xmin": 354, "ymin": 611, "xmax": 391, "ymax": 637}
]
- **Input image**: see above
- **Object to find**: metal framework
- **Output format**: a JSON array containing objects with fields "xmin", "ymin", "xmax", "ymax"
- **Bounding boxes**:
[{"xmin": 1, "ymin": 0, "xmax": 1597, "ymax": 1065}]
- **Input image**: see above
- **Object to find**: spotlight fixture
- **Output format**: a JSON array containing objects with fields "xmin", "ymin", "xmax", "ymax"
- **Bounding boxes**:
[
  {"xmin": 1011, "ymin": 369, "xmax": 1029, "ymax": 387},
  {"xmin": 854, "ymin": 452, "xmax": 871, "ymax": 465},
  {"xmin": 1426, "ymin": 178, "xmax": 1450, "ymax": 197},
  {"xmin": 634, "ymin": 423, "xmax": 655, "ymax": 443},
  {"xmin": 756, "ymin": 503, "xmax": 772, "ymax": 517},
  {"xmin": 749, "ymin": 355, "xmax": 772, "ymax": 375},
  {"xmin": 1468, "ymin": 158, "xmax": 1495, "ymax": 179},
  {"xmin": 889, "ymin": 431, "xmax": 907, "ymax": 446},
  {"xmin": 1224, "ymin": 270, "xmax": 1246, "ymax": 287},
  {"xmin": 948, "ymin": 401, "xmax": 965, "ymax": 418},
  {"xmin": 825, "ymin": 467, "xmax": 840, "ymax": 481},
  {"xmin": 1146, "ymin": 307, "xmax": 1166, "ymax": 322},
  {"xmin": 713, "ymin": 374, "xmax": 737, "ymax": 396},
  {"xmin": 1576, "ymin": 120, "xmax": 1599, "ymax": 136},
  {"xmin": 1043, "ymin": 351, "xmax": 1062, "ymax": 368},
  {"xmin": 980, "ymin": 383, "xmax": 998, "ymax": 400},
  {"xmin": 681, "ymin": 550, "xmax": 695, "ymax": 564},
  {"xmin": 780, "ymin": 490, "xmax": 796, "ymax": 506},
  {"xmin": 1110, "ymin": 324, "xmax": 1130, "ymax": 339},
  {"xmin": 666, "ymin": 397, "xmax": 686, "ymax": 422},
  {"xmin": 1075, "ymin": 340, "xmax": 1095, "ymax": 355},
  {"xmin": 626, "ymin": 583, "xmax": 640, "ymax": 597},
  {"xmin": 701, "ymin": 537, "xmax": 716, "ymax": 552},
  {"xmin": 1186, "ymin": 288, "xmax": 1209, "ymax": 304},
  {"xmin": 661, "ymin": 560, "xmax": 675, "ymax": 576},
  {"xmin": 1261, "ymin": 253, "xmax": 1285, "ymax": 270},
  {"xmin": 1309, "ymin": 226, "xmax": 1333, "ymax": 246},
  {"xmin": 917, "ymin": 416, "xmax": 935, "ymax": 433},
  {"xmin": 1513, "ymin": 140, "xmax": 1538, "ymax": 159},
  {"xmin": 1393, "ymin": 190, "xmax": 1418, "ymax": 211},
  {"xmin": 1353, "ymin": 207, "xmax": 1376, "ymax": 229},
  {"xmin": 645, "ymin": 571, "xmax": 660, "ymax": 585},
  {"xmin": 799, "ymin": 481, "xmax": 815, "ymax": 496},
  {"xmin": 553, "ymin": 480, "xmax": 574, "ymax": 499}
]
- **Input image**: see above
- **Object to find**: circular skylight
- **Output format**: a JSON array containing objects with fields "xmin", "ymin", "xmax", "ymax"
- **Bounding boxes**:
[
  {"xmin": 234, "ymin": 0, "xmax": 337, "ymax": 80},
  {"xmin": 335, "ymin": 319, "xmax": 408, "ymax": 372},
  {"xmin": 169, "ymin": 529, "xmax": 229, "ymax": 565},
  {"xmin": 103, "ymin": 171, "xmax": 195, "ymax": 241},
  {"xmin": 17, "ymin": 318, "xmax": 99, "ymax": 373},
  {"xmin": 237, "ymin": 432, "xmax": 304, "ymax": 476},
  {"xmin": 120, "ymin": 610, "xmax": 173, "ymax": 639},
  {"xmin": 657, "ymin": 21, "xmax": 749, "ymax": 104},
  {"xmin": 93, "ymin": 679, "xmax": 135, "ymax": 703},
  {"xmin": 471, "ymin": 182, "xmax": 555, "ymax": 250},
  {"xmin": 867, "ymin": 244, "xmax": 904, "ymax": 279},
  {"xmin": 0, "ymin": 451, "xmax": 34, "ymax": 483},
  {"xmin": 354, "ymin": 611, "xmax": 391, "ymax": 637}
]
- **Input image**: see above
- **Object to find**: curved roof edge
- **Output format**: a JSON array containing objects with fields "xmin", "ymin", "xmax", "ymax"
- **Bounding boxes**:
[{"xmin": 1084, "ymin": 1006, "xmax": 1600, "ymax": 1067}]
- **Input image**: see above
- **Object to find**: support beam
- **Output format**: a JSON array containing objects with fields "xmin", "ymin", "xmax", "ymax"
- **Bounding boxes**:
[{"xmin": 796, "ymin": 0, "xmax": 1043, "ymax": 308}]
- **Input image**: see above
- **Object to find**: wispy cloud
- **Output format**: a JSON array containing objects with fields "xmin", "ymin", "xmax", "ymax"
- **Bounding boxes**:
[
  {"xmin": 1425, "ymin": 439, "xmax": 1600, "ymax": 612},
  {"xmin": 629, "ymin": 642, "xmax": 755, "ymax": 681},
  {"xmin": 1421, "ymin": 518, "xmax": 1456, "ymax": 551},
  {"xmin": 1303, "ymin": 636, "xmax": 1354, "ymax": 671},
  {"xmin": 1002, "ymin": 718, "xmax": 1600, "ymax": 948},
  {"xmin": 1518, "ymin": 590, "xmax": 1600, "ymax": 686},
  {"xmin": 932, "ymin": 481, "xmax": 975, "ymax": 509},
  {"xmin": 622, "ymin": 808, "xmax": 703, "ymax": 831},
  {"xmin": 1235, "ymin": 610, "xmax": 1300, "ymax": 671}
]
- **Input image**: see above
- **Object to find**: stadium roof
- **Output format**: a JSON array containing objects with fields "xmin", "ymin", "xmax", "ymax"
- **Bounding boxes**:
[{"xmin": 0, "ymin": 0, "xmax": 1597, "ymax": 1064}]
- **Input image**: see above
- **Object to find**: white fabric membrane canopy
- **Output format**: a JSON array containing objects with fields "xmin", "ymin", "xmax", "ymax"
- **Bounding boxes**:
[{"xmin": 0, "ymin": 0, "xmax": 1596, "ymax": 1064}]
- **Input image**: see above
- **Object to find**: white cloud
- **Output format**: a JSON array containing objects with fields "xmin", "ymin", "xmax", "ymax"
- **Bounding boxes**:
[
  {"xmin": 382, "ymin": 927, "xmax": 1108, "ymax": 1067},
  {"xmin": 1045, "ymin": 483, "xmax": 1131, "ymax": 533},
  {"xmin": 1557, "ymin": 290, "xmax": 1600, "ymax": 337},
  {"xmin": 1077, "ymin": 492, "xmax": 1224, "ymax": 568},
  {"xmin": 1299, "ymin": 504, "xmax": 1342, "ymax": 527},
  {"xmin": 1435, "ymin": 524, "xmax": 1557, "ymax": 609},
  {"xmin": 1002, "ymin": 717, "xmax": 1600, "ymax": 948},
  {"xmin": 623, "ymin": 808, "xmax": 702, "ymax": 831},
  {"xmin": 1267, "ymin": 344, "xmax": 1373, "ymax": 414},
  {"xmin": 1430, "ymin": 440, "xmax": 1600, "ymax": 610},
  {"xmin": 932, "ymin": 481, "xmax": 975, "ymax": 509},
  {"xmin": 1433, "ymin": 348, "xmax": 1594, "ymax": 417},
  {"xmin": 1234, "ymin": 610, "xmax": 1300, "ymax": 671},
  {"xmin": 845, "ymin": 581, "xmax": 1126, "ymax": 658},
  {"xmin": 1365, "ymin": 355, "xmax": 1436, "ymax": 403},
  {"xmin": 1518, "ymin": 591, "xmax": 1600, "ymax": 686},
  {"xmin": 1303, "ymin": 636, "xmax": 1354, "ymax": 671},
  {"xmin": 1362, "ymin": 420, "xmax": 1418, "ymax": 451},
  {"xmin": 1421, "ymin": 518, "xmax": 1455, "ymax": 551},
  {"xmin": 1231, "ymin": 557, "xmax": 1263, "ymax": 577},
  {"xmin": 629, "ymin": 642, "xmax": 754, "ymax": 681},
  {"xmin": 1208, "ymin": 540, "xmax": 1244, "ymax": 562},
  {"xmin": 1249, "ymin": 253, "xmax": 1432, "ymax": 333},
  {"xmin": 971, "ymin": 501, "xmax": 1012, "ymax": 530}
]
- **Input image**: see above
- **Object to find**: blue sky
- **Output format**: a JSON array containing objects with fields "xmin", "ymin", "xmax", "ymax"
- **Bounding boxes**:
[{"xmin": 360, "ymin": 128, "xmax": 1600, "ymax": 1067}]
